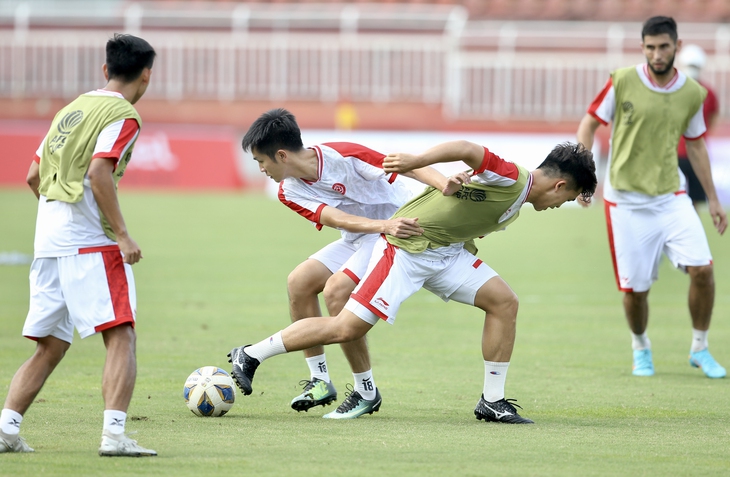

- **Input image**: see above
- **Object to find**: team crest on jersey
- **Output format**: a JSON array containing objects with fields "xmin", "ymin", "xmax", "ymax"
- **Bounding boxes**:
[
  {"xmin": 332, "ymin": 183, "xmax": 346, "ymax": 195},
  {"xmin": 454, "ymin": 187, "xmax": 487, "ymax": 202},
  {"xmin": 621, "ymin": 102, "xmax": 634, "ymax": 125},
  {"xmin": 49, "ymin": 110, "xmax": 84, "ymax": 154}
]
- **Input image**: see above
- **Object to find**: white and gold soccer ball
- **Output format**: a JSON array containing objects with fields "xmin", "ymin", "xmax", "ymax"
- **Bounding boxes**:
[{"xmin": 183, "ymin": 366, "xmax": 236, "ymax": 417}]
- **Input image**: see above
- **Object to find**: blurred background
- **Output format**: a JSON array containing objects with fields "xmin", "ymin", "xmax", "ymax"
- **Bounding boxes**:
[{"xmin": 1, "ymin": 0, "xmax": 728, "ymax": 200}]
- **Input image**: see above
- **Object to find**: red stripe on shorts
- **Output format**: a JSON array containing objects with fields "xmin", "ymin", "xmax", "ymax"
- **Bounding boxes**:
[
  {"xmin": 342, "ymin": 268, "xmax": 360, "ymax": 285},
  {"xmin": 604, "ymin": 200, "xmax": 632, "ymax": 292},
  {"xmin": 350, "ymin": 239, "xmax": 396, "ymax": 321},
  {"xmin": 79, "ymin": 245, "xmax": 120, "ymax": 254},
  {"xmin": 95, "ymin": 249, "xmax": 135, "ymax": 332}
]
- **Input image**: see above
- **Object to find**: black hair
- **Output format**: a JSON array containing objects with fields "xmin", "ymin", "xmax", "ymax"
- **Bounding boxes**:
[
  {"xmin": 241, "ymin": 108, "xmax": 304, "ymax": 160},
  {"xmin": 537, "ymin": 142, "xmax": 597, "ymax": 199},
  {"xmin": 106, "ymin": 33, "xmax": 156, "ymax": 83},
  {"xmin": 642, "ymin": 16, "xmax": 678, "ymax": 42}
]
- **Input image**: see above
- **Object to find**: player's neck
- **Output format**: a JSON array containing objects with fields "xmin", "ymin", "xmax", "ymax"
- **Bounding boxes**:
[
  {"xmin": 646, "ymin": 66, "xmax": 677, "ymax": 88},
  {"xmin": 297, "ymin": 148, "xmax": 319, "ymax": 182},
  {"xmin": 103, "ymin": 80, "xmax": 138, "ymax": 104}
]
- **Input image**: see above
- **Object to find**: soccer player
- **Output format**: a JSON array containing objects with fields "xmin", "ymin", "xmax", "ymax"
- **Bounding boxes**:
[
  {"xmin": 229, "ymin": 140, "xmax": 597, "ymax": 423},
  {"xmin": 0, "ymin": 34, "xmax": 157, "ymax": 456},
  {"xmin": 677, "ymin": 44, "xmax": 720, "ymax": 210},
  {"xmin": 577, "ymin": 16, "xmax": 727, "ymax": 378},
  {"xmin": 241, "ymin": 108, "xmax": 460, "ymax": 418}
]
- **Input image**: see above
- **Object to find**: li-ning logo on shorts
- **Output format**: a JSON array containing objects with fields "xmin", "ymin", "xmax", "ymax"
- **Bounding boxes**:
[
  {"xmin": 49, "ymin": 110, "xmax": 84, "ymax": 154},
  {"xmin": 332, "ymin": 183, "xmax": 346, "ymax": 195},
  {"xmin": 374, "ymin": 297, "xmax": 389, "ymax": 310}
]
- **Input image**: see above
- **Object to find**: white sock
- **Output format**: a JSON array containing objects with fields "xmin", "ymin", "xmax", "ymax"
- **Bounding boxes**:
[
  {"xmin": 483, "ymin": 361, "xmax": 509, "ymax": 402},
  {"xmin": 631, "ymin": 332, "xmax": 651, "ymax": 351},
  {"xmin": 306, "ymin": 354, "xmax": 330, "ymax": 383},
  {"xmin": 0, "ymin": 409, "xmax": 23, "ymax": 436},
  {"xmin": 245, "ymin": 331, "xmax": 288, "ymax": 363},
  {"xmin": 353, "ymin": 370, "xmax": 376, "ymax": 401},
  {"xmin": 691, "ymin": 328, "xmax": 708, "ymax": 353},
  {"xmin": 103, "ymin": 410, "xmax": 127, "ymax": 435}
]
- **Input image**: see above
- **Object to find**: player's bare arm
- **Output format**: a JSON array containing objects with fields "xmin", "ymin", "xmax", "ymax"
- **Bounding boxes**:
[
  {"xmin": 401, "ymin": 167, "xmax": 471, "ymax": 196},
  {"xmin": 576, "ymin": 114, "xmax": 601, "ymax": 153},
  {"xmin": 319, "ymin": 206, "xmax": 422, "ymax": 238},
  {"xmin": 384, "ymin": 140, "xmax": 486, "ymax": 173},
  {"xmin": 87, "ymin": 157, "xmax": 143, "ymax": 264},
  {"xmin": 685, "ymin": 137, "xmax": 728, "ymax": 234},
  {"xmin": 575, "ymin": 114, "xmax": 602, "ymax": 206},
  {"xmin": 26, "ymin": 161, "xmax": 40, "ymax": 200}
]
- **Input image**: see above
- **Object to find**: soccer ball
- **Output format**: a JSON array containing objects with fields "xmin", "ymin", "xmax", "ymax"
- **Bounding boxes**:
[{"xmin": 183, "ymin": 366, "xmax": 236, "ymax": 417}]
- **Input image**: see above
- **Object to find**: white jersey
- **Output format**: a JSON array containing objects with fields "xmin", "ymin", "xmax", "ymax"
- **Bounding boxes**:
[
  {"xmin": 277, "ymin": 142, "xmax": 414, "ymax": 243},
  {"xmin": 589, "ymin": 65, "xmax": 705, "ymax": 208},
  {"xmin": 33, "ymin": 90, "xmax": 140, "ymax": 257}
]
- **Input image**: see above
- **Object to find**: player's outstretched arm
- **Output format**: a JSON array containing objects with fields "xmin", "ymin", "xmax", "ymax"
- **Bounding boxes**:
[
  {"xmin": 319, "ymin": 206, "xmax": 422, "ymax": 238},
  {"xmin": 685, "ymin": 137, "xmax": 728, "ymax": 235},
  {"xmin": 399, "ymin": 166, "xmax": 470, "ymax": 196},
  {"xmin": 383, "ymin": 140, "xmax": 486, "ymax": 173},
  {"xmin": 88, "ymin": 157, "xmax": 143, "ymax": 264}
]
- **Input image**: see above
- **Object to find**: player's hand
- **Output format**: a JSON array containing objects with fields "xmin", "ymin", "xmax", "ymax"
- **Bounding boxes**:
[
  {"xmin": 708, "ymin": 199, "xmax": 727, "ymax": 235},
  {"xmin": 117, "ymin": 234, "xmax": 143, "ymax": 264},
  {"xmin": 383, "ymin": 153, "xmax": 421, "ymax": 174},
  {"xmin": 383, "ymin": 217, "xmax": 422, "ymax": 238},
  {"xmin": 577, "ymin": 195, "xmax": 592, "ymax": 208},
  {"xmin": 442, "ymin": 172, "xmax": 471, "ymax": 196}
]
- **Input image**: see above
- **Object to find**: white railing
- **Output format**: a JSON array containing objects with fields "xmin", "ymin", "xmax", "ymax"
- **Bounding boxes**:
[{"xmin": 1, "ymin": 3, "xmax": 729, "ymax": 122}]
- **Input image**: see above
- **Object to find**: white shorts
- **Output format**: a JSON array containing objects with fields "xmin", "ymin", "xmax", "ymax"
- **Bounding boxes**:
[
  {"xmin": 345, "ymin": 236, "xmax": 499, "ymax": 325},
  {"xmin": 23, "ymin": 246, "xmax": 137, "ymax": 343},
  {"xmin": 309, "ymin": 235, "xmax": 379, "ymax": 284},
  {"xmin": 604, "ymin": 193, "xmax": 712, "ymax": 293}
]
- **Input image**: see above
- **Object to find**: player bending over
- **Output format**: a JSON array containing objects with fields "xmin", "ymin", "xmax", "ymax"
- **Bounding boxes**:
[{"xmin": 228, "ymin": 140, "xmax": 596, "ymax": 423}]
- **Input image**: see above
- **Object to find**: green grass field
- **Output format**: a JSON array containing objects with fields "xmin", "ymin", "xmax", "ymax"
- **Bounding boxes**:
[{"xmin": 1, "ymin": 189, "xmax": 728, "ymax": 476}]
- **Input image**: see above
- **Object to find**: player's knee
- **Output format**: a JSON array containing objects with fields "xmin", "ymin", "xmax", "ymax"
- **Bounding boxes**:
[
  {"xmin": 36, "ymin": 337, "xmax": 70, "ymax": 365},
  {"xmin": 322, "ymin": 276, "xmax": 354, "ymax": 315},
  {"xmin": 688, "ymin": 264, "xmax": 714, "ymax": 286},
  {"xmin": 335, "ymin": 325, "xmax": 364, "ymax": 343},
  {"xmin": 102, "ymin": 323, "xmax": 136, "ymax": 351},
  {"xmin": 500, "ymin": 291, "xmax": 519, "ymax": 319},
  {"xmin": 287, "ymin": 268, "xmax": 321, "ymax": 299},
  {"xmin": 329, "ymin": 315, "xmax": 367, "ymax": 343}
]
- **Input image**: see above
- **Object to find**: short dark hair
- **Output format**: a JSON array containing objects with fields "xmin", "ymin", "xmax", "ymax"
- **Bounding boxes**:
[
  {"xmin": 241, "ymin": 108, "xmax": 304, "ymax": 159},
  {"xmin": 642, "ymin": 16, "xmax": 677, "ymax": 42},
  {"xmin": 106, "ymin": 33, "xmax": 156, "ymax": 83},
  {"xmin": 537, "ymin": 142, "xmax": 596, "ymax": 199}
]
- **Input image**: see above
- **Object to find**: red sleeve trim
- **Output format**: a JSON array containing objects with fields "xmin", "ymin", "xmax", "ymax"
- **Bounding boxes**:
[
  {"xmin": 589, "ymin": 111, "xmax": 609, "ymax": 126},
  {"xmin": 278, "ymin": 183, "xmax": 326, "ymax": 231},
  {"xmin": 33, "ymin": 154, "xmax": 40, "ymax": 164},
  {"xmin": 587, "ymin": 77, "xmax": 612, "ymax": 123},
  {"xmin": 474, "ymin": 147, "xmax": 519, "ymax": 180},
  {"xmin": 92, "ymin": 118, "xmax": 140, "ymax": 166}
]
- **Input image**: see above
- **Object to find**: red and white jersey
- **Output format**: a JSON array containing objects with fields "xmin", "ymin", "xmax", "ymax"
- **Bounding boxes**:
[
  {"xmin": 588, "ymin": 65, "xmax": 703, "ymax": 207},
  {"xmin": 278, "ymin": 142, "xmax": 414, "ymax": 243},
  {"xmin": 34, "ymin": 90, "xmax": 140, "ymax": 257}
]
